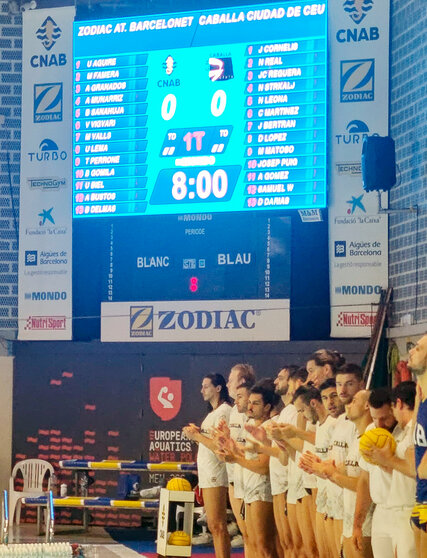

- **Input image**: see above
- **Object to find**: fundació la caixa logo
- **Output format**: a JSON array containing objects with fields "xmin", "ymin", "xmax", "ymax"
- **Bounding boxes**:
[{"xmin": 150, "ymin": 377, "xmax": 182, "ymax": 421}]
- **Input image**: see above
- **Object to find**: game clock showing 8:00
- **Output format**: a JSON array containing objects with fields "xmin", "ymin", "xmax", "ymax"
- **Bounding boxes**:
[{"xmin": 73, "ymin": 1, "xmax": 327, "ymax": 218}]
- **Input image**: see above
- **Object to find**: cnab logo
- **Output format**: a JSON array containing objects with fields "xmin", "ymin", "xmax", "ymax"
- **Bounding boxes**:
[
  {"xmin": 34, "ymin": 83, "xmax": 63, "ymax": 123},
  {"xmin": 130, "ymin": 306, "xmax": 154, "ymax": 337},
  {"xmin": 36, "ymin": 16, "xmax": 62, "ymax": 51},
  {"xmin": 343, "ymin": 0, "xmax": 374, "ymax": 24},
  {"xmin": 150, "ymin": 377, "xmax": 182, "ymax": 421},
  {"xmin": 340, "ymin": 59, "xmax": 374, "ymax": 102},
  {"xmin": 337, "ymin": 1, "xmax": 378, "ymax": 43}
]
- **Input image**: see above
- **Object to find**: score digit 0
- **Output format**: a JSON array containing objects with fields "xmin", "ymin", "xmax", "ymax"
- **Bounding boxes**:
[
  {"xmin": 171, "ymin": 170, "xmax": 228, "ymax": 201},
  {"xmin": 161, "ymin": 91, "xmax": 226, "ymax": 121}
]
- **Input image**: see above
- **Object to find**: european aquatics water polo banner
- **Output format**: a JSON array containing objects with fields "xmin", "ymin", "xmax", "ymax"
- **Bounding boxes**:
[
  {"xmin": 18, "ymin": 7, "xmax": 74, "ymax": 340},
  {"xmin": 328, "ymin": 0, "xmax": 390, "ymax": 337},
  {"xmin": 72, "ymin": 1, "xmax": 327, "ymax": 218}
]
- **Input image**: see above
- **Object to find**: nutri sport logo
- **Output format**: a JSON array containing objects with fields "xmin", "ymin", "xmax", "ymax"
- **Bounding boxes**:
[
  {"xmin": 24, "ymin": 315, "xmax": 66, "ymax": 330},
  {"xmin": 336, "ymin": 311, "xmax": 375, "ymax": 327}
]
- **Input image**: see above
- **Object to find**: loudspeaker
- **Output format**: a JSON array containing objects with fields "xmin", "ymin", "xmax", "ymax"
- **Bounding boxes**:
[{"xmin": 362, "ymin": 135, "xmax": 396, "ymax": 192}]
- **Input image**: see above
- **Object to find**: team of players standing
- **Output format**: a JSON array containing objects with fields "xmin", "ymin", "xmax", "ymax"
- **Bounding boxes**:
[{"xmin": 183, "ymin": 334, "xmax": 427, "ymax": 558}]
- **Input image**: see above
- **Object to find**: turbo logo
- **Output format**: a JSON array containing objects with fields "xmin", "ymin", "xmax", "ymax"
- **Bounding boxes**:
[
  {"xmin": 28, "ymin": 138, "xmax": 67, "ymax": 163},
  {"xmin": 335, "ymin": 120, "xmax": 371, "ymax": 145}
]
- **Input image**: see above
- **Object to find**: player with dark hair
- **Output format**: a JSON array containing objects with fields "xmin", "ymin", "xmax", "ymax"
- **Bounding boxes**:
[
  {"xmin": 223, "ymin": 381, "xmax": 279, "ymax": 558},
  {"xmin": 183, "ymin": 373, "xmax": 232, "ymax": 558},
  {"xmin": 247, "ymin": 366, "xmax": 308, "ymax": 558},
  {"xmin": 296, "ymin": 379, "xmax": 344, "ymax": 558},
  {"xmin": 225, "ymin": 363, "xmax": 256, "ymax": 550},
  {"xmin": 270, "ymin": 367, "xmax": 299, "ymax": 557},
  {"xmin": 361, "ymin": 381, "xmax": 417, "ymax": 557},
  {"xmin": 353, "ymin": 388, "xmax": 398, "ymax": 558},
  {"xmin": 407, "ymin": 335, "xmax": 427, "ymax": 558},
  {"xmin": 321, "ymin": 389, "xmax": 374, "ymax": 558},
  {"xmin": 306, "ymin": 349, "xmax": 346, "ymax": 388},
  {"xmin": 321, "ymin": 363, "xmax": 366, "ymax": 553}
]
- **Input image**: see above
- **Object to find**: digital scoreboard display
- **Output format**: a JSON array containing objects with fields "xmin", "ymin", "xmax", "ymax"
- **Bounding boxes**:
[
  {"xmin": 103, "ymin": 214, "xmax": 291, "ymax": 302},
  {"xmin": 72, "ymin": 1, "xmax": 327, "ymax": 218}
]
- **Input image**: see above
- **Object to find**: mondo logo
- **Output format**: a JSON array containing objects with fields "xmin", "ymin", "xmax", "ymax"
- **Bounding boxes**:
[
  {"xmin": 24, "ymin": 291, "xmax": 67, "ymax": 301},
  {"xmin": 335, "ymin": 285, "xmax": 382, "ymax": 295}
]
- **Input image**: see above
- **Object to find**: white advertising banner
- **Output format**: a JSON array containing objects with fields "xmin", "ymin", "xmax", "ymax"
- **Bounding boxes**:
[
  {"xmin": 329, "ymin": 0, "xmax": 390, "ymax": 337},
  {"xmin": 101, "ymin": 299, "xmax": 290, "ymax": 342},
  {"xmin": 18, "ymin": 7, "xmax": 74, "ymax": 339}
]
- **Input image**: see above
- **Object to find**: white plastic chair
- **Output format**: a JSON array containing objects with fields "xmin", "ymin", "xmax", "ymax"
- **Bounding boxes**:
[{"xmin": 9, "ymin": 459, "xmax": 54, "ymax": 533}]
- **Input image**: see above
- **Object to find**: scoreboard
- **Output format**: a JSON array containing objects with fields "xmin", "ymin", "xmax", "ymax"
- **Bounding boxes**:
[
  {"xmin": 103, "ymin": 213, "xmax": 291, "ymax": 302},
  {"xmin": 72, "ymin": 1, "xmax": 327, "ymax": 218}
]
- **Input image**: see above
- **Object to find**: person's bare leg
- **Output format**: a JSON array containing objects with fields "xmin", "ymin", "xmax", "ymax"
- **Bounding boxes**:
[
  {"xmin": 315, "ymin": 512, "xmax": 329, "ymax": 558},
  {"xmin": 412, "ymin": 524, "xmax": 427, "ymax": 558},
  {"xmin": 246, "ymin": 500, "xmax": 279, "ymax": 558},
  {"xmin": 296, "ymin": 496, "xmax": 318, "ymax": 558},
  {"xmin": 288, "ymin": 502, "xmax": 306, "ymax": 558},
  {"xmin": 273, "ymin": 493, "xmax": 293, "ymax": 557},
  {"xmin": 325, "ymin": 517, "xmax": 339, "ymax": 558},
  {"xmin": 343, "ymin": 536, "xmax": 373, "ymax": 558},
  {"xmin": 308, "ymin": 490, "xmax": 317, "ymax": 527},
  {"xmin": 333, "ymin": 518, "xmax": 343, "ymax": 557},
  {"xmin": 228, "ymin": 484, "xmax": 253, "ymax": 557},
  {"xmin": 202, "ymin": 486, "xmax": 230, "ymax": 558}
]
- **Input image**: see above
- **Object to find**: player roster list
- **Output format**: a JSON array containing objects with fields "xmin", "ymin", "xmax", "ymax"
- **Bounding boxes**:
[{"xmin": 73, "ymin": 1, "xmax": 327, "ymax": 218}]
